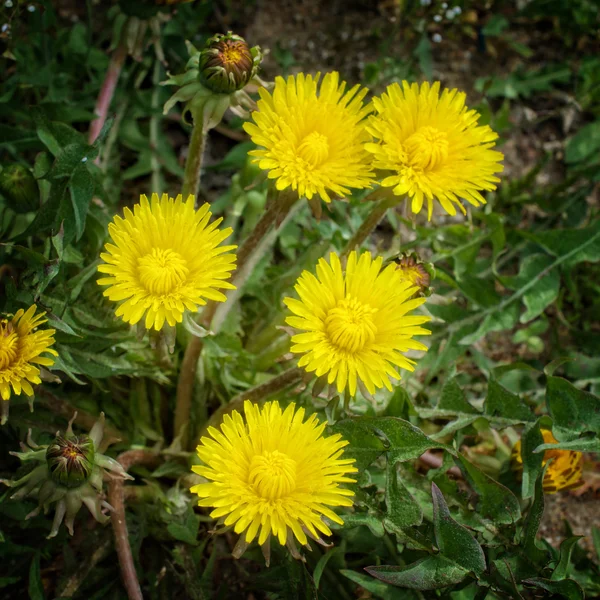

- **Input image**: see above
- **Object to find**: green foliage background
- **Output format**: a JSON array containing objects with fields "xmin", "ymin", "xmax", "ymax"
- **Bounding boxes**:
[{"xmin": 0, "ymin": 0, "xmax": 599, "ymax": 598}]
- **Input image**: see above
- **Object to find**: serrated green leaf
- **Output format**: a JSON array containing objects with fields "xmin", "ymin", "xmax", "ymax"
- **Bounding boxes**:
[
  {"xmin": 552, "ymin": 536, "xmax": 583, "ymax": 581},
  {"xmin": 28, "ymin": 553, "xmax": 44, "ymax": 600},
  {"xmin": 521, "ymin": 420, "xmax": 545, "ymax": 499},
  {"xmin": 525, "ymin": 220, "xmax": 600, "ymax": 268},
  {"xmin": 69, "ymin": 164, "xmax": 94, "ymax": 240},
  {"xmin": 546, "ymin": 375, "xmax": 600, "ymax": 438},
  {"xmin": 51, "ymin": 143, "xmax": 94, "ymax": 179},
  {"xmin": 523, "ymin": 577, "xmax": 584, "ymax": 600},
  {"xmin": 341, "ymin": 513, "xmax": 385, "ymax": 538},
  {"xmin": 485, "ymin": 379, "xmax": 534, "ymax": 422},
  {"xmin": 340, "ymin": 569, "xmax": 413, "ymax": 600},
  {"xmin": 333, "ymin": 417, "xmax": 451, "ymax": 471},
  {"xmin": 437, "ymin": 378, "xmax": 477, "ymax": 414},
  {"xmin": 459, "ymin": 303, "xmax": 519, "ymax": 345},
  {"xmin": 456, "ymin": 455, "xmax": 521, "ymax": 524},
  {"xmin": 385, "ymin": 461, "xmax": 422, "ymax": 530},
  {"xmin": 565, "ymin": 120, "xmax": 600, "ymax": 164},
  {"xmin": 366, "ymin": 555, "xmax": 469, "ymax": 590},
  {"xmin": 431, "ymin": 483, "xmax": 486, "ymax": 576},
  {"xmin": 521, "ymin": 465, "xmax": 548, "ymax": 564}
]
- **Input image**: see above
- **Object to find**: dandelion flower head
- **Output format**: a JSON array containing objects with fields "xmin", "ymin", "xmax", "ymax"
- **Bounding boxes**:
[
  {"xmin": 511, "ymin": 428, "xmax": 583, "ymax": 493},
  {"xmin": 366, "ymin": 81, "xmax": 504, "ymax": 219},
  {"xmin": 284, "ymin": 251, "xmax": 430, "ymax": 397},
  {"xmin": 98, "ymin": 193, "xmax": 237, "ymax": 331},
  {"xmin": 0, "ymin": 305, "xmax": 57, "ymax": 402},
  {"xmin": 243, "ymin": 72, "xmax": 375, "ymax": 202},
  {"xmin": 191, "ymin": 400, "xmax": 357, "ymax": 552}
]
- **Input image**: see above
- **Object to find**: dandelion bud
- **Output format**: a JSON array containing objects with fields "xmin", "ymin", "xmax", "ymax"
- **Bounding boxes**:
[
  {"xmin": 198, "ymin": 32, "xmax": 261, "ymax": 94},
  {"xmin": 46, "ymin": 434, "xmax": 95, "ymax": 489},
  {"xmin": 0, "ymin": 164, "xmax": 39, "ymax": 213}
]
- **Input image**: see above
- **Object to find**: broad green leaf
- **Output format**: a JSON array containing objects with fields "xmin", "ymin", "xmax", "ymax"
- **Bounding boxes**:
[
  {"xmin": 437, "ymin": 378, "xmax": 477, "ymax": 414},
  {"xmin": 340, "ymin": 569, "xmax": 413, "ymax": 600},
  {"xmin": 456, "ymin": 455, "xmax": 521, "ymax": 524},
  {"xmin": 520, "ymin": 420, "xmax": 545, "ymax": 499},
  {"xmin": 525, "ymin": 220, "xmax": 600, "ymax": 268},
  {"xmin": 384, "ymin": 462, "xmax": 422, "ymax": 530},
  {"xmin": 535, "ymin": 435, "xmax": 600, "ymax": 453},
  {"xmin": 28, "ymin": 553, "xmax": 44, "ymax": 600},
  {"xmin": 485, "ymin": 379, "xmax": 534, "ymax": 422},
  {"xmin": 459, "ymin": 303, "xmax": 519, "ymax": 346},
  {"xmin": 523, "ymin": 577, "xmax": 584, "ymax": 600},
  {"xmin": 502, "ymin": 254, "xmax": 560, "ymax": 323},
  {"xmin": 366, "ymin": 555, "xmax": 469, "ymax": 590},
  {"xmin": 69, "ymin": 164, "xmax": 94, "ymax": 240},
  {"xmin": 51, "ymin": 143, "xmax": 94, "ymax": 179},
  {"xmin": 456, "ymin": 274, "xmax": 501, "ymax": 309},
  {"xmin": 313, "ymin": 548, "xmax": 340, "ymax": 589},
  {"xmin": 431, "ymin": 483, "xmax": 486, "ymax": 576},
  {"xmin": 333, "ymin": 417, "xmax": 450, "ymax": 471},
  {"xmin": 552, "ymin": 537, "xmax": 583, "ymax": 581},
  {"xmin": 546, "ymin": 375, "xmax": 600, "ymax": 438},
  {"xmin": 565, "ymin": 120, "xmax": 600, "ymax": 163},
  {"xmin": 341, "ymin": 513, "xmax": 385, "ymax": 537},
  {"xmin": 521, "ymin": 465, "xmax": 548, "ymax": 564}
]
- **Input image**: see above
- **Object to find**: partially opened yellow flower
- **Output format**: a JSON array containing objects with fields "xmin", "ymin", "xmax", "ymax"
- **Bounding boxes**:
[
  {"xmin": 511, "ymin": 428, "xmax": 583, "ymax": 493},
  {"xmin": 191, "ymin": 400, "xmax": 357, "ymax": 558},
  {"xmin": 366, "ymin": 81, "xmax": 504, "ymax": 219},
  {"xmin": 243, "ymin": 72, "xmax": 375, "ymax": 202},
  {"xmin": 0, "ymin": 305, "xmax": 57, "ymax": 410},
  {"xmin": 284, "ymin": 251, "xmax": 430, "ymax": 397},
  {"xmin": 98, "ymin": 193, "xmax": 237, "ymax": 331}
]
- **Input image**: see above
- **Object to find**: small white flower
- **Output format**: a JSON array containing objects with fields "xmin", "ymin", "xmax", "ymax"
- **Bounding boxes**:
[
  {"xmin": 433, "ymin": 14, "xmax": 442, "ymax": 22},
  {"xmin": 446, "ymin": 9, "xmax": 455, "ymax": 18},
  {"xmin": 1, "ymin": 23, "xmax": 9, "ymax": 32},
  {"xmin": 5, "ymin": 0, "xmax": 13, "ymax": 7},
  {"xmin": 81, "ymin": 157, "xmax": 88, "ymax": 163},
  {"xmin": 454, "ymin": 6, "xmax": 462, "ymax": 14},
  {"xmin": 441, "ymin": 1, "xmax": 448, "ymax": 7},
  {"xmin": 432, "ymin": 33, "xmax": 443, "ymax": 43},
  {"xmin": 28, "ymin": 4, "xmax": 35, "ymax": 12}
]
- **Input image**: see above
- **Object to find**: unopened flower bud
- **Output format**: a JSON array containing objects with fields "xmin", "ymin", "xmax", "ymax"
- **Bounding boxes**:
[
  {"xmin": 199, "ymin": 32, "xmax": 261, "ymax": 94},
  {"xmin": 0, "ymin": 164, "xmax": 39, "ymax": 213},
  {"xmin": 46, "ymin": 434, "xmax": 95, "ymax": 489}
]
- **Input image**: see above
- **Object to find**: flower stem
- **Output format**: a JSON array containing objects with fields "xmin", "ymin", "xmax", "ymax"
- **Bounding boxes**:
[
  {"xmin": 181, "ymin": 109, "xmax": 207, "ymax": 201},
  {"xmin": 89, "ymin": 43, "xmax": 128, "ymax": 147},
  {"xmin": 200, "ymin": 366, "xmax": 305, "ymax": 436},
  {"xmin": 173, "ymin": 192, "xmax": 299, "ymax": 449},
  {"xmin": 108, "ymin": 450, "xmax": 160, "ymax": 600},
  {"xmin": 340, "ymin": 192, "xmax": 397, "ymax": 260}
]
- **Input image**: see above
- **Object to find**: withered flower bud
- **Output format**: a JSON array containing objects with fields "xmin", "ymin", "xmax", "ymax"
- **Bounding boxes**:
[
  {"xmin": 199, "ymin": 32, "xmax": 260, "ymax": 94},
  {"xmin": 0, "ymin": 164, "xmax": 39, "ymax": 213},
  {"xmin": 46, "ymin": 434, "xmax": 95, "ymax": 489}
]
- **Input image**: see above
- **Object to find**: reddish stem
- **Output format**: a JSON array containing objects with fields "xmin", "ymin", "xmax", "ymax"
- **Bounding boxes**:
[
  {"xmin": 89, "ymin": 44, "xmax": 128, "ymax": 147},
  {"xmin": 108, "ymin": 450, "xmax": 160, "ymax": 600}
]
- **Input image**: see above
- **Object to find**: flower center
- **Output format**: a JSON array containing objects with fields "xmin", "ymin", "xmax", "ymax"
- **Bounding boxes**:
[
  {"xmin": 219, "ymin": 41, "xmax": 246, "ymax": 66},
  {"xmin": 249, "ymin": 450, "xmax": 297, "ymax": 500},
  {"xmin": 405, "ymin": 126, "xmax": 449, "ymax": 170},
  {"xmin": 298, "ymin": 131, "xmax": 330, "ymax": 167},
  {"xmin": 325, "ymin": 296, "xmax": 378, "ymax": 353},
  {"xmin": 0, "ymin": 325, "xmax": 18, "ymax": 370},
  {"xmin": 138, "ymin": 248, "xmax": 189, "ymax": 295}
]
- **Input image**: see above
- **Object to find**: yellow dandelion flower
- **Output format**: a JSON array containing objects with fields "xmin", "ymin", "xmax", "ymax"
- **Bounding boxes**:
[
  {"xmin": 98, "ymin": 193, "xmax": 237, "ymax": 331},
  {"xmin": 511, "ymin": 429, "xmax": 583, "ymax": 493},
  {"xmin": 243, "ymin": 72, "xmax": 375, "ymax": 203},
  {"xmin": 366, "ymin": 81, "xmax": 504, "ymax": 219},
  {"xmin": 191, "ymin": 400, "xmax": 357, "ymax": 554},
  {"xmin": 284, "ymin": 251, "xmax": 430, "ymax": 397},
  {"xmin": 0, "ymin": 305, "xmax": 57, "ymax": 402}
]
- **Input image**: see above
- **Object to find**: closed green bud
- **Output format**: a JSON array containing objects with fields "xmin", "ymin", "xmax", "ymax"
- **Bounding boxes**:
[
  {"xmin": 46, "ymin": 434, "xmax": 95, "ymax": 489},
  {"xmin": 0, "ymin": 164, "xmax": 39, "ymax": 213},
  {"xmin": 199, "ymin": 32, "xmax": 261, "ymax": 94}
]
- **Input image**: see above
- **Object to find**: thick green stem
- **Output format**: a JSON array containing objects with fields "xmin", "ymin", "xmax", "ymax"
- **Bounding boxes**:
[
  {"xmin": 174, "ymin": 192, "xmax": 299, "ymax": 449},
  {"xmin": 341, "ymin": 193, "xmax": 397, "ymax": 260},
  {"xmin": 181, "ymin": 111, "xmax": 207, "ymax": 201},
  {"xmin": 200, "ymin": 366, "xmax": 305, "ymax": 437}
]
